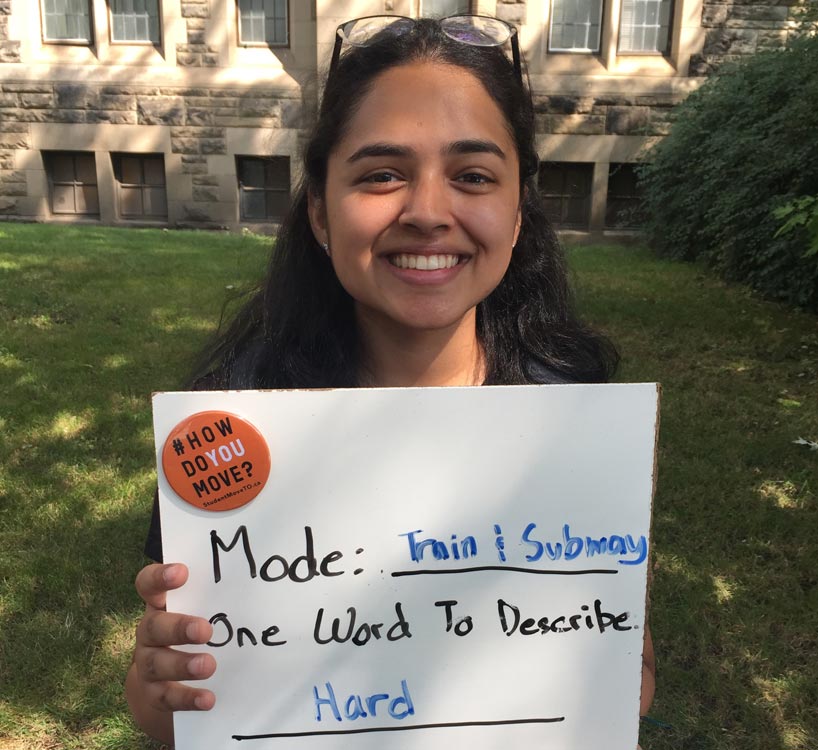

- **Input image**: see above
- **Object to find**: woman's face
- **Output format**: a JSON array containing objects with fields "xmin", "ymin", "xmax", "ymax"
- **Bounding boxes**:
[{"xmin": 309, "ymin": 61, "xmax": 522, "ymax": 338}]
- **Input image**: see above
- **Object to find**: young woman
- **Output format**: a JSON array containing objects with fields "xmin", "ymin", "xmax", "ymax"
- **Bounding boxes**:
[{"xmin": 126, "ymin": 15, "xmax": 654, "ymax": 744}]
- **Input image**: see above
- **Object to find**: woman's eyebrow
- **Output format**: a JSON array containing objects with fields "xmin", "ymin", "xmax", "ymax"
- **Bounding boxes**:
[
  {"xmin": 347, "ymin": 143, "xmax": 414, "ymax": 162},
  {"xmin": 445, "ymin": 139, "xmax": 506, "ymax": 159}
]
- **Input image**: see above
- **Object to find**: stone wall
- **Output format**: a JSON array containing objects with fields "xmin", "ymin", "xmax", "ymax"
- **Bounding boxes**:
[
  {"xmin": 178, "ymin": 0, "xmax": 219, "ymax": 67},
  {"xmin": 0, "ymin": 0, "xmax": 21, "ymax": 63},
  {"xmin": 533, "ymin": 93, "xmax": 685, "ymax": 137},
  {"xmin": 690, "ymin": 0, "xmax": 804, "ymax": 75},
  {"xmin": 0, "ymin": 81, "xmax": 302, "ymax": 220}
]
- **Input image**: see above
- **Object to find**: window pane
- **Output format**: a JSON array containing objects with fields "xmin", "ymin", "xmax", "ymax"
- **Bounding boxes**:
[
  {"xmin": 52, "ymin": 185, "xmax": 77, "ymax": 213},
  {"xmin": 110, "ymin": 0, "xmax": 160, "ymax": 42},
  {"xmin": 51, "ymin": 154, "xmax": 76, "ymax": 183},
  {"xmin": 422, "ymin": 0, "xmax": 471, "ymax": 16},
  {"xmin": 240, "ymin": 159, "xmax": 265, "ymax": 187},
  {"xmin": 143, "ymin": 157, "xmax": 165, "ymax": 186},
  {"xmin": 120, "ymin": 186, "xmax": 143, "ymax": 216},
  {"xmin": 120, "ymin": 156, "xmax": 142, "ymax": 185},
  {"xmin": 619, "ymin": 0, "xmax": 670, "ymax": 52},
  {"xmin": 241, "ymin": 190, "xmax": 266, "ymax": 220},
  {"xmin": 265, "ymin": 191, "xmax": 289, "ymax": 221},
  {"xmin": 550, "ymin": 0, "xmax": 602, "ymax": 52},
  {"xmin": 143, "ymin": 187, "xmax": 168, "ymax": 217},
  {"xmin": 43, "ymin": 0, "xmax": 91, "ymax": 42},
  {"xmin": 75, "ymin": 154, "xmax": 97, "ymax": 184},
  {"xmin": 264, "ymin": 157, "xmax": 289, "ymax": 187},
  {"xmin": 538, "ymin": 162, "xmax": 592, "ymax": 229},
  {"xmin": 75, "ymin": 185, "xmax": 99, "ymax": 214}
]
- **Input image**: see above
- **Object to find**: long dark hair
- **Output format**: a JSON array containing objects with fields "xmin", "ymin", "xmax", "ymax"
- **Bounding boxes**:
[{"xmin": 191, "ymin": 18, "xmax": 618, "ymax": 388}]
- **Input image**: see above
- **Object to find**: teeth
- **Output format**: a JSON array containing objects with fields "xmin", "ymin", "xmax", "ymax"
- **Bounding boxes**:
[{"xmin": 389, "ymin": 254, "xmax": 461, "ymax": 270}]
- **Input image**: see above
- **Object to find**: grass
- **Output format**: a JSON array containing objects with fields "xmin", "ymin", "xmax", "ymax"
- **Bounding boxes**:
[{"xmin": 1, "ymin": 224, "xmax": 816, "ymax": 749}]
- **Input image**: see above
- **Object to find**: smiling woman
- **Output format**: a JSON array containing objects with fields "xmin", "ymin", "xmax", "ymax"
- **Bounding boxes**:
[{"xmin": 124, "ymin": 14, "xmax": 644, "ymax": 746}]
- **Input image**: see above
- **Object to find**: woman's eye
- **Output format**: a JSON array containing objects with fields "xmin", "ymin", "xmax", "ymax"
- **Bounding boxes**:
[
  {"xmin": 363, "ymin": 172, "xmax": 401, "ymax": 184},
  {"xmin": 457, "ymin": 172, "xmax": 495, "ymax": 186}
]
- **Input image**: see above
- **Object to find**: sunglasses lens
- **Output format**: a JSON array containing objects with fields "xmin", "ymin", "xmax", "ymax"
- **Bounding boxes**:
[
  {"xmin": 339, "ymin": 16, "xmax": 416, "ymax": 46},
  {"xmin": 441, "ymin": 16, "xmax": 512, "ymax": 46}
]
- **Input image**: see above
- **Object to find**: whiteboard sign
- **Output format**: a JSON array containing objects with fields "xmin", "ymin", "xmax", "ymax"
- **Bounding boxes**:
[{"xmin": 153, "ymin": 384, "xmax": 659, "ymax": 750}]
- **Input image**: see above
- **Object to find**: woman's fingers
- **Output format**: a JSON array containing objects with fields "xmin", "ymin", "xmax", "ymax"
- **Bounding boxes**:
[
  {"xmin": 137, "ymin": 608, "xmax": 213, "ymax": 648},
  {"xmin": 135, "ymin": 644, "xmax": 217, "ymax": 684},
  {"xmin": 144, "ymin": 677, "xmax": 217, "ymax": 713},
  {"xmin": 135, "ymin": 563, "xmax": 189, "ymax": 611}
]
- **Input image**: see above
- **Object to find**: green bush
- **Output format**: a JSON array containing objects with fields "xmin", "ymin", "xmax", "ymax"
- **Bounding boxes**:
[{"xmin": 637, "ymin": 35, "xmax": 818, "ymax": 311}]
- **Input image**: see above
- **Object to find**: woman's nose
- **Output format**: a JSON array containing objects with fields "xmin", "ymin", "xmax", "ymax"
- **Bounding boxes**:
[{"xmin": 397, "ymin": 174, "xmax": 453, "ymax": 233}]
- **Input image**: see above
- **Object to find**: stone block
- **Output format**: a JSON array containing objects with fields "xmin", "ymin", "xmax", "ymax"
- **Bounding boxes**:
[
  {"xmin": 3, "ymin": 83, "xmax": 51, "ymax": 94},
  {"xmin": 211, "ymin": 88, "xmax": 247, "ymax": 98},
  {"xmin": 182, "ymin": 160, "xmax": 208, "ymax": 174},
  {"xmin": 757, "ymin": 29, "xmax": 789, "ymax": 47},
  {"xmin": 192, "ymin": 175, "xmax": 219, "ymax": 186},
  {"xmin": 535, "ymin": 95, "xmax": 595, "ymax": 115},
  {"xmin": 99, "ymin": 94, "xmax": 135, "ymax": 111},
  {"xmin": 176, "ymin": 52, "xmax": 201, "ymax": 66},
  {"xmin": 185, "ymin": 96, "xmax": 212, "ymax": 107},
  {"xmin": 181, "ymin": 3, "xmax": 210, "ymax": 18},
  {"xmin": 200, "ymin": 138, "xmax": 227, "ymax": 154},
  {"xmin": 171, "ymin": 126, "xmax": 224, "ymax": 138},
  {"xmin": 0, "ymin": 169, "xmax": 23, "ymax": 182},
  {"xmin": 704, "ymin": 28, "xmax": 758, "ymax": 55},
  {"xmin": 239, "ymin": 98, "xmax": 278, "ymax": 117},
  {"xmin": 536, "ymin": 114, "xmax": 606, "ymax": 135},
  {"xmin": 20, "ymin": 93, "xmax": 53, "ymax": 109},
  {"xmin": 0, "ymin": 92, "xmax": 17, "ymax": 107},
  {"xmin": 0, "ymin": 181, "xmax": 27, "ymax": 196},
  {"xmin": 138, "ymin": 96, "xmax": 185, "ymax": 125},
  {"xmin": 188, "ymin": 29, "xmax": 206, "ymax": 44},
  {"xmin": 731, "ymin": 4, "xmax": 789, "ymax": 21},
  {"xmin": 182, "ymin": 203, "xmax": 211, "ymax": 221},
  {"xmin": 0, "ymin": 41, "xmax": 20, "ymax": 63},
  {"xmin": 0, "ymin": 0, "xmax": 11, "ymax": 15},
  {"xmin": 0, "ymin": 121, "xmax": 27, "ymax": 132},
  {"xmin": 50, "ymin": 109, "xmax": 86, "ymax": 123},
  {"xmin": 161, "ymin": 87, "xmax": 209, "ymax": 97},
  {"xmin": 186, "ymin": 107, "xmax": 214, "ymax": 125},
  {"xmin": 171, "ymin": 137, "xmax": 200, "ymax": 154},
  {"xmin": 494, "ymin": 2, "xmax": 526, "ymax": 24},
  {"xmin": 55, "ymin": 84, "xmax": 99, "ymax": 109},
  {"xmin": 86, "ymin": 110, "xmax": 138, "ymax": 124},
  {"xmin": 192, "ymin": 186, "xmax": 219, "ymax": 201},
  {"xmin": 202, "ymin": 54, "xmax": 219, "ymax": 66},
  {"xmin": 702, "ymin": 4, "xmax": 731, "ymax": 26},
  {"xmin": 606, "ymin": 106, "xmax": 651, "ymax": 135},
  {"xmin": 0, "ymin": 197, "xmax": 17, "ymax": 213}
]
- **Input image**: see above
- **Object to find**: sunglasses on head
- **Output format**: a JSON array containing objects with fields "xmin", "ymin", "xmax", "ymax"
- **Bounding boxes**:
[{"xmin": 329, "ymin": 14, "xmax": 522, "ymax": 86}]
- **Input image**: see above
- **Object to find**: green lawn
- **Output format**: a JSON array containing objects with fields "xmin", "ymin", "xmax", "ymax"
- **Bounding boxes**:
[{"xmin": 1, "ymin": 223, "xmax": 816, "ymax": 749}]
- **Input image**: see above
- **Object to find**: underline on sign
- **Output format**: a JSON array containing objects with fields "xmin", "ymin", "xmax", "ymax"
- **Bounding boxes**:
[
  {"xmin": 390, "ymin": 565, "xmax": 619, "ymax": 577},
  {"xmin": 232, "ymin": 716, "xmax": 566, "ymax": 740}
]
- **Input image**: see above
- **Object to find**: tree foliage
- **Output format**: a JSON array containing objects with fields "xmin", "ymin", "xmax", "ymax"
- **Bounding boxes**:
[{"xmin": 637, "ymin": 34, "xmax": 818, "ymax": 311}]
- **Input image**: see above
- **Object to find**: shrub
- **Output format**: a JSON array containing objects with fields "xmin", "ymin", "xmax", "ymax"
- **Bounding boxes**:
[{"xmin": 637, "ymin": 34, "xmax": 818, "ymax": 311}]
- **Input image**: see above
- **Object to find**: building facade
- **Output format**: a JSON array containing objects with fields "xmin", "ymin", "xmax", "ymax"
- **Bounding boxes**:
[{"xmin": 0, "ymin": 0, "xmax": 806, "ymax": 232}]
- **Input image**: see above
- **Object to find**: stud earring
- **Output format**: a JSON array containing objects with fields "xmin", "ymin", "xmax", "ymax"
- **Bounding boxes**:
[{"xmin": 321, "ymin": 242, "xmax": 330, "ymax": 256}]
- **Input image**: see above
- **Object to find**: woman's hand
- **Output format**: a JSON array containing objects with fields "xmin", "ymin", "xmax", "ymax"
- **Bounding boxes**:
[{"xmin": 125, "ymin": 563, "xmax": 217, "ymax": 744}]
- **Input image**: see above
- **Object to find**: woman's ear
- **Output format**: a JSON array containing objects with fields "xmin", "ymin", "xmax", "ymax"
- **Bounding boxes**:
[
  {"xmin": 513, "ymin": 185, "xmax": 527, "ymax": 248},
  {"xmin": 307, "ymin": 189, "xmax": 329, "ymax": 250}
]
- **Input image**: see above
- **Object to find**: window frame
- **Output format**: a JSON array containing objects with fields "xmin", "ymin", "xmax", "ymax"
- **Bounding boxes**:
[
  {"xmin": 111, "ymin": 153, "xmax": 168, "ymax": 221},
  {"xmin": 43, "ymin": 151, "xmax": 100, "ymax": 218},
  {"xmin": 236, "ymin": 0, "xmax": 290, "ymax": 48},
  {"xmin": 538, "ymin": 161, "xmax": 594, "ymax": 230},
  {"xmin": 605, "ymin": 163, "xmax": 645, "ymax": 228},
  {"xmin": 108, "ymin": 0, "xmax": 163, "ymax": 47},
  {"xmin": 40, "ymin": 0, "xmax": 94, "ymax": 46},
  {"xmin": 419, "ymin": 0, "xmax": 474, "ymax": 17},
  {"xmin": 617, "ymin": 0, "xmax": 674, "ymax": 56},
  {"xmin": 547, "ymin": 0, "xmax": 604, "ymax": 54},
  {"xmin": 236, "ymin": 155, "xmax": 291, "ymax": 223}
]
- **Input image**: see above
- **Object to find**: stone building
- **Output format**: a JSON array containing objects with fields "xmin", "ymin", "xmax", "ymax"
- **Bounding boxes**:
[{"xmin": 0, "ymin": 0, "xmax": 806, "ymax": 232}]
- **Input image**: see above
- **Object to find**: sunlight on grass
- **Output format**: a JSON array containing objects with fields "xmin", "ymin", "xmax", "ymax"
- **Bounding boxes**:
[
  {"xmin": 753, "ymin": 675, "xmax": 812, "ymax": 750},
  {"xmin": 102, "ymin": 354, "xmax": 130, "ymax": 370},
  {"xmin": 756, "ymin": 480, "xmax": 809, "ymax": 510},
  {"xmin": 711, "ymin": 574, "xmax": 736, "ymax": 603},
  {"xmin": 50, "ymin": 411, "xmax": 91, "ymax": 439}
]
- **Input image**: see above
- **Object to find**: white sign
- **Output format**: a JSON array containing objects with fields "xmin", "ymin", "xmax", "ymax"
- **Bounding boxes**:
[{"xmin": 153, "ymin": 383, "xmax": 659, "ymax": 750}]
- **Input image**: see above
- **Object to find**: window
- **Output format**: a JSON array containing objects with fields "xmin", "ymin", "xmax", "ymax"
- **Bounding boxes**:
[
  {"xmin": 539, "ymin": 162, "xmax": 593, "ymax": 229},
  {"xmin": 44, "ymin": 152, "xmax": 99, "ymax": 216},
  {"xmin": 238, "ymin": 0, "xmax": 288, "ymax": 45},
  {"xmin": 549, "ymin": 0, "xmax": 603, "ymax": 52},
  {"xmin": 237, "ymin": 156, "xmax": 290, "ymax": 222},
  {"xmin": 421, "ymin": 0, "xmax": 472, "ymax": 17},
  {"xmin": 606, "ymin": 164, "xmax": 645, "ymax": 228},
  {"xmin": 41, "ymin": 0, "xmax": 92, "ymax": 43},
  {"xmin": 619, "ymin": 0, "xmax": 671, "ymax": 53},
  {"xmin": 110, "ymin": 0, "xmax": 160, "ymax": 44},
  {"xmin": 112, "ymin": 154, "xmax": 167, "ymax": 220}
]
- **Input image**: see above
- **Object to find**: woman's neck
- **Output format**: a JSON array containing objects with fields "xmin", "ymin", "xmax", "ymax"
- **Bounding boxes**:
[{"xmin": 356, "ymin": 309, "xmax": 484, "ymax": 388}]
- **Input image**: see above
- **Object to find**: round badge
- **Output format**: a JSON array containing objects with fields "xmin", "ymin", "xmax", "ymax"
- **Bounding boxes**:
[{"xmin": 161, "ymin": 411, "xmax": 271, "ymax": 512}]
